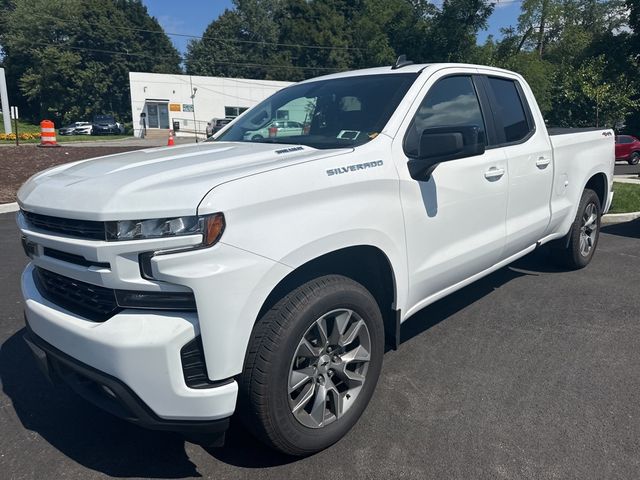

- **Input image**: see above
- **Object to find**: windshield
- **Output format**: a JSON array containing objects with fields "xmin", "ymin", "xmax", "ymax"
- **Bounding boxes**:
[{"xmin": 214, "ymin": 73, "xmax": 418, "ymax": 149}]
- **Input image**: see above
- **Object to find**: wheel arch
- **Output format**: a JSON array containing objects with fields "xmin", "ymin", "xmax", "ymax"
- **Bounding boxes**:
[
  {"xmin": 256, "ymin": 245, "xmax": 400, "ymax": 350},
  {"xmin": 584, "ymin": 172, "xmax": 607, "ymax": 209}
]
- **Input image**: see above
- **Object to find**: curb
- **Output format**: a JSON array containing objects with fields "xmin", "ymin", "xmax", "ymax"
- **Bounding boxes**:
[
  {"xmin": 613, "ymin": 176, "xmax": 640, "ymax": 185},
  {"xmin": 602, "ymin": 211, "xmax": 640, "ymax": 225},
  {"xmin": 0, "ymin": 202, "xmax": 18, "ymax": 214}
]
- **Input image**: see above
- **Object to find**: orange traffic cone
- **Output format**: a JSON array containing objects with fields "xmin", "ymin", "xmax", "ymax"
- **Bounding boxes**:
[
  {"xmin": 39, "ymin": 119, "xmax": 60, "ymax": 148},
  {"xmin": 167, "ymin": 130, "xmax": 175, "ymax": 146}
]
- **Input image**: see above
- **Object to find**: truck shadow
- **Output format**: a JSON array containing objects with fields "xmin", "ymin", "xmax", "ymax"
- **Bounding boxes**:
[
  {"xmin": 0, "ymin": 248, "xmax": 559, "ymax": 474},
  {"xmin": 0, "ymin": 331, "xmax": 204, "ymax": 478},
  {"xmin": 398, "ymin": 250, "xmax": 550, "ymax": 345},
  {"xmin": 601, "ymin": 218, "xmax": 640, "ymax": 239}
]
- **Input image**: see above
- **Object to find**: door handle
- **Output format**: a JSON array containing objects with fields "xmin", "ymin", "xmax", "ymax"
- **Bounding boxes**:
[
  {"xmin": 536, "ymin": 156, "xmax": 551, "ymax": 168},
  {"xmin": 484, "ymin": 167, "xmax": 505, "ymax": 180}
]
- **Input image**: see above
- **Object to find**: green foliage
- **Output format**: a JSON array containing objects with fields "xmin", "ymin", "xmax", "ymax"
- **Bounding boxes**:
[
  {"xmin": 185, "ymin": 0, "xmax": 494, "ymax": 78},
  {"xmin": 0, "ymin": 0, "xmax": 181, "ymax": 124},
  {"xmin": 547, "ymin": 56, "xmax": 638, "ymax": 128}
]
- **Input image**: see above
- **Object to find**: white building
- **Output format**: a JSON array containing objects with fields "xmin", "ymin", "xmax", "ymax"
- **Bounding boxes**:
[{"xmin": 129, "ymin": 72, "xmax": 293, "ymax": 138}]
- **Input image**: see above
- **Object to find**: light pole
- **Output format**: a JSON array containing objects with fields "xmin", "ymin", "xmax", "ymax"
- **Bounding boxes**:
[
  {"xmin": 190, "ymin": 75, "xmax": 198, "ymax": 143},
  {"xmin": 0, "ymin": 68, "xmax": 12, "ymax": 134}
]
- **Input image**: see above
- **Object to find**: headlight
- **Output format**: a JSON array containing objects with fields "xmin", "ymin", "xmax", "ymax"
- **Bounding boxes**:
[{"xmin": 105, "ymin": 213, "xmax": 225, "ymax": 246}]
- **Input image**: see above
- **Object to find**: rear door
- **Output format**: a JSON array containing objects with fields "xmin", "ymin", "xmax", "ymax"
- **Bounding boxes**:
[
  {"xmin": 392, "ymin": 71, "xmax": 509, "ymax": 313},
  {"xmin": 480, "ymin": 74, "xmax": 554, "ymax": 257}
]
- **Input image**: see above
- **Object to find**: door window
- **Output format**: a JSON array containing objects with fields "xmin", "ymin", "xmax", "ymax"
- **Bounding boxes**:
[
  {"xmin": 158, "ymin": 104, "xmax": 170, "ymax": 129},
  {"xmin": 147, "ymin": 104, "xmax": 159, "ymax": 128},
  {"xmin": 404, "ymin": 75, "xmax": 486, "ymax": 157},
  {"xmin": 486, "ymin": 77, "xmax": 532, "ymax": 143}
]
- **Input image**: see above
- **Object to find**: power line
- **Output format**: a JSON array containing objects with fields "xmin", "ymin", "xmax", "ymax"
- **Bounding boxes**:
[
  {"xmin": 0, "ymin": 9, "xmax": 367, "ymax": 51},
  {"xmin": 25, "ymin": 40, "xmax": 344, "ymax": 73},
  {"xmin": 0, "ymin": 1, "xmax": 526, "ymax": 53}
]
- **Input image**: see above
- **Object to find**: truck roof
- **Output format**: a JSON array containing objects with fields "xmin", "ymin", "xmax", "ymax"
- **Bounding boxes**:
[{"xmin": 297, "ymin": 63, "xmax": 519, "ymax": 85}]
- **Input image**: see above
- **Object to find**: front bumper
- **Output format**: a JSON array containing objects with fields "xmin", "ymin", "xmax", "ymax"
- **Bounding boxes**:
[
  {"xmin": 23, "ymin": 322, "xmax": 230, "ymax": 439},
  {"xmin": 22, "ymin": 263, "xmax": 238, "ymax": 422}
]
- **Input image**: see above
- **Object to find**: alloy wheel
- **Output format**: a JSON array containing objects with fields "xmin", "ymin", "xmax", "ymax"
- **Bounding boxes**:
[
  {"xmin": 288, "ymin": 308, "xmax": 371, "ymax": 429},
  {"xmin": 579, "ymin": 202, "xmax": 598, "ymax": 257}
]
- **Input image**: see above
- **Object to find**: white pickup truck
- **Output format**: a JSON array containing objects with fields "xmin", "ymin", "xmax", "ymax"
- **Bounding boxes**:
[{"xmin": 17, "ymin": 62, "xmax": 614, "ymax": 456}]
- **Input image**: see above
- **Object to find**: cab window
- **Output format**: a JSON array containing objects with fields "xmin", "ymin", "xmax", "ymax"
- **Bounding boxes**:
[{"xmin": 404, "ymin": 75, "xmax": 486, "ymax": 158}]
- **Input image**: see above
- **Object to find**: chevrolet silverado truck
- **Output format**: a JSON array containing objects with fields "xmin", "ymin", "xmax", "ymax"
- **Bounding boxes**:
[{"xmin": 17, "ymin": 61, "xmax": 614, "ymax": 456}]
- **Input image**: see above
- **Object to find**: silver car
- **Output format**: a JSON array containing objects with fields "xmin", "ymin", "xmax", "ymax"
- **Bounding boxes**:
[{"xmin": 243, "ymin": 120, "xmax": 304, "ymax": 141}]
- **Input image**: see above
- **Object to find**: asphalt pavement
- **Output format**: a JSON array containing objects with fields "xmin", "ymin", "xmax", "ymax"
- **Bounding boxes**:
[
  {"xmin": 614, "ymin": 161, "xmax": 640, "ymax": 176},
  {"xmin": 1, "ymin": 212, "xmax": 639, "ymax": 479}
]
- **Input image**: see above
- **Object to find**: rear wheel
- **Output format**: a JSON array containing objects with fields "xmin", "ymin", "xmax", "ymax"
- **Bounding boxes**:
[
  {"xmin": 251, "ymin": 134, "xmax": 263, "ymax": 141},
  {"xmin": 550, "ymin": 188, "xmax": 601, "ymax": 269},
  {"xmin": 238, "ymin": 275, "xmax": 384, "ymax": 456},
  {"xmin": 628, "ymin": 152, "xmax": 640, "ymax": 165}
]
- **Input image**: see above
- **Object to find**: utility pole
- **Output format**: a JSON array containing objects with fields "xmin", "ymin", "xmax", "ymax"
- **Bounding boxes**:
[
  {"xmin": 0, "ymin": 68, "xmax": 12, "ymax": 134},
  {"xmin": 190, "ymin": 75, "xmax": 198, "ymax": 144}
]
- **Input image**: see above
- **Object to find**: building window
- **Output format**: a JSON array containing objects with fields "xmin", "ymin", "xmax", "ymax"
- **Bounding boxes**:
[{"xmin": 225, "ymin": 106, "xmax": 249, "ymax": 118}]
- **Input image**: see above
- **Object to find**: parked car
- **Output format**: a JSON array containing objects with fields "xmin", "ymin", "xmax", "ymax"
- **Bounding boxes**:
[
  {"xmin": 17, "ymin": 62, "xmax": 614, "ymax": 456},
  {"xmin": 206, "ymin": 118, "xmax": 232, "ymax": 138},
  {"xmin": 92, "ymin": 115, "xmax": 124, "ymax": 135},
  {"xmin": 615, "ymin": 134, "xmax": 640, "ymax": 165},
  {"xmin": 58, "ymin": 121, "xmax": 92, "ymax": 136},
  {"xmin": 243, "ymin": 120, "xmax": 304, "ymax": 141}
]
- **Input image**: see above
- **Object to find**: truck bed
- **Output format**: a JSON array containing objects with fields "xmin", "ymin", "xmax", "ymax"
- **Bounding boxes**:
[{"xmin": 548, "ymin": 127, "xmax": 608, "ymax": 136}]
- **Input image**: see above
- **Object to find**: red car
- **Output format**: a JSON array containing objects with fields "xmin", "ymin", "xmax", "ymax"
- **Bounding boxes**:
[{"xmin": 615, "ymin": 135, "xmax": 640, "ymax": 165}]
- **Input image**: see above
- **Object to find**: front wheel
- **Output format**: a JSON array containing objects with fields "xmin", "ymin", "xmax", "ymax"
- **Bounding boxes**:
[
  {"xmin": 550, "ymin": 188, "xmax": 601, "ymax": 269},
  {"xmin": 628, "ymin": 152, "xmax": 640, "ymax": 165},
  {"xmin": 238, "ymin": 275, "xmax": 384, "ymax": 456}
]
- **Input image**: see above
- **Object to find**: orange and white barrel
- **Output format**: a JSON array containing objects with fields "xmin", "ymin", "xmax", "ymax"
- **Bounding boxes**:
[{"xmin": 39, "ymin": 120, "xmax": 59, "ymax": 147}]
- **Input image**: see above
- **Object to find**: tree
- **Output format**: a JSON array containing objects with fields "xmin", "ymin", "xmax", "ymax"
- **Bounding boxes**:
[
  {"xmin": 425, "ymin": 0, "xmax": 493, "ymax": 62},
  {"xmin": 547, "ymin": 55, "xmax": 638, "ymax": 127},
  {"xmin": 0, "ymin": 0, "xmax": 181, "ymax": 123},
  {"xmin": 185, "ymin": 1, "xmax": 292, "ymax": 80}
]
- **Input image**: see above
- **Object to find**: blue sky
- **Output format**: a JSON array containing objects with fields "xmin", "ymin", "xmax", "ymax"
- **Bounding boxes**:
[{"xmin": 144, "ymin": 0, "xmax": 521, "ymax": 54}]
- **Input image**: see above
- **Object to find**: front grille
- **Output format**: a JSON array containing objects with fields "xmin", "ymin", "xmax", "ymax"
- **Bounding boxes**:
[
  {"xmin": 33, "ymin": 267, "xmax": 119, "ymax": 321},
  {"xmin": 22, "ymin": 210, "xmax": 106, "ymax": 240},
  {"xmin": 33, "ymin": 267, "xmax": 198, "ymax": 322}
]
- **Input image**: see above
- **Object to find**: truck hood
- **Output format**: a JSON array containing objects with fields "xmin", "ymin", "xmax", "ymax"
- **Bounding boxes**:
[{"xmin": 18, "ymin": 142, "xmax": 349, "ymax": 220}]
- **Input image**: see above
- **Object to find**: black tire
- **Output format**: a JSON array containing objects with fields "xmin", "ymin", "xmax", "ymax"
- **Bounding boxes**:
[
  {"xmin": 629, "ymin": 152, "xmax": 640, "ymax": 165},
  {"xmin": 550, "ymin": 188, "xmax": 601, "ymax": 269},
  {"xmin": 238, "ymin": 275, "xmax": 385, "ymax": 456},
  {"xmin": 251, "ymin": 134, "xmax": 263, "ymax": 141}
]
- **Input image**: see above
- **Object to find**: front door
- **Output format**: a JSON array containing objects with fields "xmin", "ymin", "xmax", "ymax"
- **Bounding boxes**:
[
  {"xmin": 146, "ymin": 102, "xmax": 170, "ymax": 129},
  {"xmin": 393, "ymin": 73, "xmax": 509, "ymax": 315}
]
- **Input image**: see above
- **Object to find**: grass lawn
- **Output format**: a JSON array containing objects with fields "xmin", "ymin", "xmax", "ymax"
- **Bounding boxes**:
[
  {"xmin": 609, "ymin": 182, "xmax": 640, "ymax": 214},
  {"xmin": 11, "ymin": 120, "xmax": 41, "ymax": 134}
]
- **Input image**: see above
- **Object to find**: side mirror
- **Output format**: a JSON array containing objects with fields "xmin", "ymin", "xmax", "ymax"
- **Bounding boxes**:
[{"xmin": 407, "ymin": 125, "xmax": 485, "ymax": 180}]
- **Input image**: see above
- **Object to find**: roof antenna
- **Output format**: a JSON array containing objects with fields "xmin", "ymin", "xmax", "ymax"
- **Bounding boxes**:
[{"xmin": 392, "ymin": 55, "xmax": 414, "ymax": 70}]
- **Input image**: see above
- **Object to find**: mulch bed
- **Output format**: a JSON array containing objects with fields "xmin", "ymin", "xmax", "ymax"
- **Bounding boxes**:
[{"xmin": 0, "ymin": 145, "xmax": 146, "ymax": 203}]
